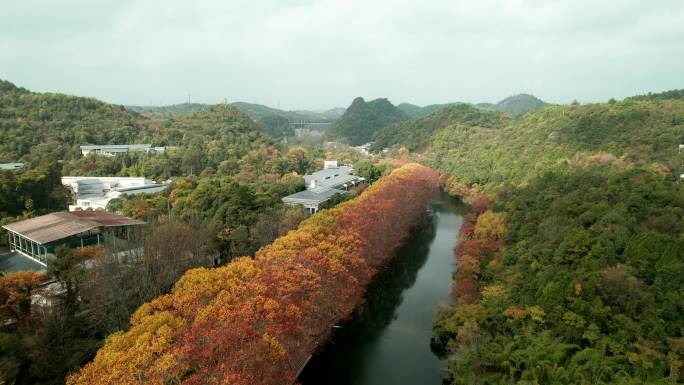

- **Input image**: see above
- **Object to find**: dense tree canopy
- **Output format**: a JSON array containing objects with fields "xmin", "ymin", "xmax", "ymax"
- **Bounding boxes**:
[{"xmin": 434, "ymin": 166, "xmax": 684, "ymax": 384}]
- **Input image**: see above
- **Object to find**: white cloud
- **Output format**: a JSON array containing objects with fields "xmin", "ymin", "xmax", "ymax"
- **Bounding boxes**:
[{"xmin": 0, "ymin": 0, "xmax": 682, "ymax": 109}]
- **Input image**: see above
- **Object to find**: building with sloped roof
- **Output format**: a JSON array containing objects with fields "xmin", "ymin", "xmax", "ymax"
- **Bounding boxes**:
[
  {"xmin": 2, "ymin": 211, "xmax": 144, "ymax": 266},
  {"xmin": 282, "ymin": 160, "xmax": 364, "ymax": 213}
]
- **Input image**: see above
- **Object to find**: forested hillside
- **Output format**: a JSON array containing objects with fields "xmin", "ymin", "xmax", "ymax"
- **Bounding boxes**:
[
  {"xmin": 434, "ymin": 165, "xmax": 684, "ymax": 384},
  {"xmin": 420, "ymin": 96, "xmax": 684, "ymax": 384},
  {"xmin": 372, "ymin": 103, "xmax": 510, "ymax": 151},
  {"xmin": 431, "ymin": 99, "xmax": 684, "ymax": 190},
  {"xmin": 328, "ymin": 97, "xmax": 408, "ymax": 145},
  {"xmin": 0, "ymin": 79, "xmax": 150, "ymax": 162}
]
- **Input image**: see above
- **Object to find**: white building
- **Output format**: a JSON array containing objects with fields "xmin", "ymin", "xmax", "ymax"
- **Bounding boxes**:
[
  {"xmin": 80, "ymin": 144, "xmax": 170, "ymax": 157},
  {"xmin": 282, "ymin": 160, "xmax": 364, "ymax": 213},
  {"xmin": 62, "ymin": 176, "xmax": 169, "ymax": 211}
]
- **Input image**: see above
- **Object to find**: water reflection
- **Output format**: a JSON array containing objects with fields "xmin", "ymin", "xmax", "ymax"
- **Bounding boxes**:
[
  {"xmin": 300, "ymin": 198, "xmax": 463, "ymax": 385},
  {"xmin": 345, "ymin": 215, "xmax": 437, "ymax": 338}
]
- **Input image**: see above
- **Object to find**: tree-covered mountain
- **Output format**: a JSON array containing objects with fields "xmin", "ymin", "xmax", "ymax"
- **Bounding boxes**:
[
  {"xmin": 328, "ymin": 97, "xmax": 409, "ymax": 145},
  {"xmin": 0, "ymin": 79, "xmax": 151, "ymax": 163},
  {"xmin": 422, "ymin": 94, "xmax": 684, "ymax": 385},
  {"xmin": 373, "ymin": 103, "xmax": 510, "ymax": 151},
  {"xmin": 478, "ymin": 93, "xmax": 548, "ymax": 116}
]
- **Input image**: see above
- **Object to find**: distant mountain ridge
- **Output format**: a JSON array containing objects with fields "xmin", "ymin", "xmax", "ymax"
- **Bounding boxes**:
[
  {"xmin": 128, "ymin": 101, "xmax": 343, "ymax": 122},
  {"xmin": 126, "ymin": 103, "xmax": 209, "ymax": 118},
  {"xmin": 397, "ymin": 103, "xmax": 453, "ymax": 118},
  {"xmin": 477, "ymin": 93, "xmax": 548, "ymax": 116}
]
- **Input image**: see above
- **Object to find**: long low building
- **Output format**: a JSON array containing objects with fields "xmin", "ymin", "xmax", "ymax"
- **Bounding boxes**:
[
  {"xmin": 80, "ymin": 144, "xmax": 172, "ymax": 157},
  {"xmin": 2, "ymin": 211, "xmax": 144, "ymax": 266},
  {"xmin": 282, "ymin": 160, "xmax": 364, "ymax": 213}
]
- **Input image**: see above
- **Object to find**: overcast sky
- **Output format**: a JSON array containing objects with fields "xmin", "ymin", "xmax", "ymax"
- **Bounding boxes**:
[{"xmin": 2, "ymin": 0, "xmax": 683, "ymax": 110}]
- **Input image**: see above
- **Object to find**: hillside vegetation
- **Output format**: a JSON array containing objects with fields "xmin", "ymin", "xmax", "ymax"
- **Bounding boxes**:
[
  {"xmin": 0, "ymin": 80, "xmax": 150, "ymax": 162},
  {"xmin": 423, "ymin": 96, "xmax": 684, "ymax": 384},
  {"xmin": 434, "ymin": 165, "xmax": 684, "ymax": 384},
  {"xmin": 328, "ymin": 97, "xmax": 408, "ymax": 145},
  {"xmin": 373, "ymin": 103, "xmax": 510, "ymax": 151},
  {"xmin": 431, "ymin": 99, "xmax": 684, "ymax": 190}
]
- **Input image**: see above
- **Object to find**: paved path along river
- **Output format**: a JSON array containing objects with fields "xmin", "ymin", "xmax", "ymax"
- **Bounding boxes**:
[{"xmin": 299, "ymin": 196, "xmax": 463, "ymax": 385}]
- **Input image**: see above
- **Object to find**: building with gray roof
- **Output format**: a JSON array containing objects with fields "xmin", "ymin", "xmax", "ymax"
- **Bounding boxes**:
[{"xmin": 282, "ymin": 160, "xmax": 364, "ymax": 213}]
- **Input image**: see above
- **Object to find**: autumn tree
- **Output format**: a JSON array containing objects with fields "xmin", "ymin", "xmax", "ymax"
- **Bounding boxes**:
[
  {"xmin": 473, "ymin": 210, "xmax": 506, "ymax": 241},
  {"xmin": 0, "ymin": 271, "xmax": 47, "ymax": 327}
]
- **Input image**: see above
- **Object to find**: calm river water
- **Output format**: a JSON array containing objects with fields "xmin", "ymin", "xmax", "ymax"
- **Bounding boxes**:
[{"xmin": 299, "ymin": 196, "xmax": 463, "ymax": 385}]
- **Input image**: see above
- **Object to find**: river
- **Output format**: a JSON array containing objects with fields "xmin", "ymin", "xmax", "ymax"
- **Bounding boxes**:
[{"xmin": 299, "ymin": 195, "xmax": 463, "ymax": 385}]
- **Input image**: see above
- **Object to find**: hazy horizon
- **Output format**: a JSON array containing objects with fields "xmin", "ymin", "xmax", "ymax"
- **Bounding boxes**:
[{"xmin": 2, "ymin": 0, "xmax": 683, "ymax": 110}]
